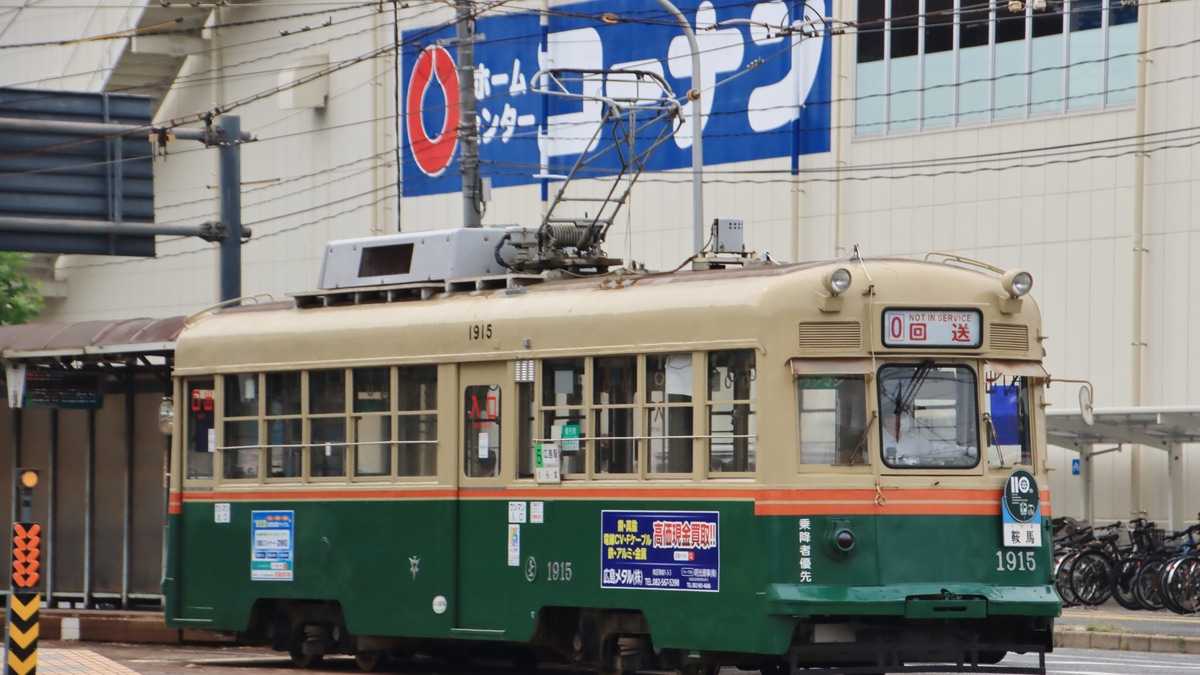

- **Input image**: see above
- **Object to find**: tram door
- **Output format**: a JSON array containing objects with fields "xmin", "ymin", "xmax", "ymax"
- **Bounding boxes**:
[{"xmin": 455, "ymin": 362, "xmax": 511, "ymax": 629}]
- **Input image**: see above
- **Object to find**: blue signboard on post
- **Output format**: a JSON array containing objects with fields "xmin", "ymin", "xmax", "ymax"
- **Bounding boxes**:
[
  {"xmin": 601, "ymin": 510, "xmax": 719, "ymax": 591},
  {"xmin": 401, "ymin": 0, "xmax": 832, "ymax": 196}
]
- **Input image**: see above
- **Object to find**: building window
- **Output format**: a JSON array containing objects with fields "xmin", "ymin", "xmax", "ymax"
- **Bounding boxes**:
[{"xmin": 855, "ymin": 0, "xmax": 1138, "ymax": 133}]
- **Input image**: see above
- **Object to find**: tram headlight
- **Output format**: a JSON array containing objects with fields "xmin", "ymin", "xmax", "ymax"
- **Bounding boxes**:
[
  {"xmin": 823, "ymin": 268, "xmax": 852, "ymax": 296},
  {"xmin": 1001, "ymin": 269, "xmax": 1033, "ymax": 298}
]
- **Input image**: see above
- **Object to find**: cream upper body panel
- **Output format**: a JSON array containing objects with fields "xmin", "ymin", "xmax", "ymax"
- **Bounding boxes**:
[{"xmin": 173, "ymin": 258, "xmax": 1043, "ymax": 375}]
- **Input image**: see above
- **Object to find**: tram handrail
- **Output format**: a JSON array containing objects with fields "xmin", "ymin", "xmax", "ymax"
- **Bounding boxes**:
[{"xmin": 925, "ymin": 251, "xmax": 1005, "ymax": 275}]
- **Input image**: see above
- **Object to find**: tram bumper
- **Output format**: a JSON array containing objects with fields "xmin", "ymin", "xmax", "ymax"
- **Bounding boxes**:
[
  {"xmin": 765, "ymin": 584, "xmax": 1057, "ymax": 674},
  {"xmin": 765, "ymin": 583, "xmax": 1062, "ymax": 618}
]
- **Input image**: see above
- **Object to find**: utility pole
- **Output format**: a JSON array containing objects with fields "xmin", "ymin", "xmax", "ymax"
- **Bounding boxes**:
[
  {"xmin": 652, "ymin": 0, "xmax": 704, "ymax": 253},
  {"xmin": 456, "ymin": 0, "xmax": 482, "ymax": 228},
  {"xmin": 215, "ymin": 115, "xmax": 244, "ymax": 301}
]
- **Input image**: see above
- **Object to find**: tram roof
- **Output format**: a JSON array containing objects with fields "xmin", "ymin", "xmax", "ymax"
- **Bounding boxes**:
[{"xmin": 0, "ymin": 315, "xmax": 184, "ymax": 363}]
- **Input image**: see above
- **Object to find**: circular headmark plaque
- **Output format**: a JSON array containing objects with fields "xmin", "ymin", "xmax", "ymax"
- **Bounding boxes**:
[{"xmin": 1002, "ymin": 468, "xmax": 1040, "ymax": 523}]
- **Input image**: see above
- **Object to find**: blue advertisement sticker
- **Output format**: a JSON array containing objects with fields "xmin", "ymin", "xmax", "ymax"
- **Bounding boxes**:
[
  {"xmin": 601, "ymin": 510, "xmax": 719, "ymax": 592},
  {"xmin": 251, "ymin": 510, "xmax": 294, "ymax": 581},
  {"xmin": 401, "ymin": 0, "xmax": 832, "ymax": 196}
]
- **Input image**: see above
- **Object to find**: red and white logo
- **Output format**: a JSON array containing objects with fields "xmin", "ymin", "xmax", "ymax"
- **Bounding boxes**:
[{"xmin": 406, "ymin": 45, "xmax": 460, "ymax": 177}]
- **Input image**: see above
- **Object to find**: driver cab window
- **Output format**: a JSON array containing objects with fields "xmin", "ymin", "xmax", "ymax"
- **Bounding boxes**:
[
  {"xmin": 984, "ymin": 375, "xmax": 1032, "ymax": 466},
  {"xmin": 878, "ymin": 363, "xmax": 980, "ymax": 469}
]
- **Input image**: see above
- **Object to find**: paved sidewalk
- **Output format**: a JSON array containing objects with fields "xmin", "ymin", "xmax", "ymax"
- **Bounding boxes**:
[
  {"xmin": 1055, "ymin": 626, "xmax": 1200, "ymax": 655},
  {"xmin": 36, "ymin": 648, "xmax": 140, "ymax": 674}
]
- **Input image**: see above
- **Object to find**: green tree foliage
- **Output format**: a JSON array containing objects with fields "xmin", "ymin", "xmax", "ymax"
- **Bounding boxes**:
[{"xmin": 0, "ymin": 253, "xmax": 45, "ymax": 325}]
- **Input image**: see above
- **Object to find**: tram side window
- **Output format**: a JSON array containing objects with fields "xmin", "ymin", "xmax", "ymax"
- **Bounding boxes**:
[
  {"xmin": 185, "ymin": 380, "xmax": 215, "ymax": 479},
  {"xmin": 543, "ymin": 359, "xmax": 587, "ymax": 475},
  {"xmin": 593, "ymin": 356, "xmax": 637, "ymax": 474},
  {"xmin": 797, "ymin": 376, "xmax": 869, "ymax": 466},
  {"xmin": 708, "ymin": 350, "xmax": 756, "ymax": 473},
  {"xmin": 465, "ymin": 384, "xmax": 501, "ymax": 477},
  {"xmin": 397, "ymin": 365, "xmax": 437, "ymax": 477},
  {"xmin": 985, "ymin": 376, "xmax": 1032, "ymax": 467},
  {"xmin": 266, "ymin": 372, "xmax": 303, "ymax": 478},
  {"xmin": 353, "ymin": 366, "xmax": 392, "ymax": 477},
  {"xmin": 223, "ymin": 374, "xmax": 260, "ymax": 479},
  {"xmin": 309, "ymin": 369, "xmax": 347, "ymax": 478},
  {"xmin": 647, "ymin": 354, "xmax": 693, "ymax": 474}
]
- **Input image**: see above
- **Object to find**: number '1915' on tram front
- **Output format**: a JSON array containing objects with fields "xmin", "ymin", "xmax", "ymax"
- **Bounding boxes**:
[{"xmin": 163, "ymin": 232, "xmax": 1060, "ymax": 674}]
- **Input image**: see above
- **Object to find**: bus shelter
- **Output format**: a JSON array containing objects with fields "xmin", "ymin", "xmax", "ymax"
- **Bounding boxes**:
[
  {"xmin": 1046, "ymin": 406, "xmax": 1200, "ymax": 531},
  {"xmin": 0, "ymin": 316, "xmax": 183, "ymax": 608}
]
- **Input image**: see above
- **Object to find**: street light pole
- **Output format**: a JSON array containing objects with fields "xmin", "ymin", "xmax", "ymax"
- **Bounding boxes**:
[{"xmin": 652, "ymin": 0, "xmax": 704, "ymax": 253}]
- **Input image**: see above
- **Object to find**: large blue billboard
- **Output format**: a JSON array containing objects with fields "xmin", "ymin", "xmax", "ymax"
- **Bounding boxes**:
[{"xmin": 401, "ymin": 0, "xmax": 832, "ymax": 196}]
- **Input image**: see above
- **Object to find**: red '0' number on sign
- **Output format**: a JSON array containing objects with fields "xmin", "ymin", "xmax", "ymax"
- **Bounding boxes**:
[{"xmin": 889, "ymin": 316, "xmax": 904, "ymax": 340}]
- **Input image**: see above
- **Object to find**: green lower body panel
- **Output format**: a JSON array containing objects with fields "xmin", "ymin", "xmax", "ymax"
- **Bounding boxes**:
[{"xmin": 164, "ymin": 496, "xmax": 1060, "ymax": 662}]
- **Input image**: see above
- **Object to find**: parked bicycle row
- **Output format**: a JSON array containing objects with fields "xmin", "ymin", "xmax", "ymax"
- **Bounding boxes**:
[{"xmin": 1053, "ymin": 515, "xmax": 1200, "ymax": 614}]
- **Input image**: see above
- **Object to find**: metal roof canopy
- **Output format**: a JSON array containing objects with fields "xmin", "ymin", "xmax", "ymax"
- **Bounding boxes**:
[
  {"xmin": 0, "ymin": 317, "xmax": 183, "ymax": 360},
  {"xmin": 1046, "ymin": 406, "xmax": 1200, "ymax": 532}
]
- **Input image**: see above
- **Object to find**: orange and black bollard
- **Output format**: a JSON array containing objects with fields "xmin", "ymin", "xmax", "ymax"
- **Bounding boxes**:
[{"xmin": 7, "ymin": 469, "xmax": 41, "ymax": 675}]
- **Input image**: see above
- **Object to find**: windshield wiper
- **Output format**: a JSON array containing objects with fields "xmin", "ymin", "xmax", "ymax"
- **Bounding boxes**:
[
  {"xmin": 885, "ymin": 360, "xmax": 935, "ymax": 418},
  {"xmin": 847, "ymin": 413, "xmax": 877, "ymax": 465},
  {"xmin": 983, "ymin": 411, "xmax": 1006, "ymax": 467}
]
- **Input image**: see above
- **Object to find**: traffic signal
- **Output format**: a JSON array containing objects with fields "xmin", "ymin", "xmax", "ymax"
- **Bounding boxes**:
[
  {"xmin": 12, "ymin": 468, "xmax": 41, "ymax": 589},
  {"xmin": 16, "ymin": 468, "xmax": 38, "ymax": 517}
]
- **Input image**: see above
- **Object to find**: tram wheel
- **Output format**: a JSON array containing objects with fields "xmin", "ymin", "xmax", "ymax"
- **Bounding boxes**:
[
  {"xmin": 289, "ymin": 648, "xmax": 324, "ymax": 669},
  {"xmin": 354, "ymin": 650, "xmax": 386, "ymax": 672},
  {"xmin": 676, "ymin": 661, "xmax": 719, "ymax": 675}
]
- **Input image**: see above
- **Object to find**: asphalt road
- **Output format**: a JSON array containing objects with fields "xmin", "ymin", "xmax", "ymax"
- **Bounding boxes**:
[{"xmin": 36, "ymin": 643, "xmax": 1200, "ymax": 675}]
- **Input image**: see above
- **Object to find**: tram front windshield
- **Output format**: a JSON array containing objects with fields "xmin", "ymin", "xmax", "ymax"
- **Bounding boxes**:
[{"xmin": 878, "ymin": 363, "xmax": 979, "ymax": 469}]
